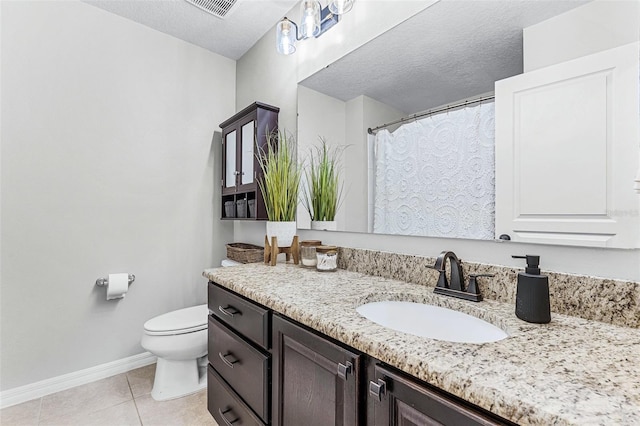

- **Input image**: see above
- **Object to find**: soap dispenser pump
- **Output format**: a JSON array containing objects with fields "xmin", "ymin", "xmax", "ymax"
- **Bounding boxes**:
[{"xmin": 512, "ymin": 255, "xmax": 551, "ymax": 324}]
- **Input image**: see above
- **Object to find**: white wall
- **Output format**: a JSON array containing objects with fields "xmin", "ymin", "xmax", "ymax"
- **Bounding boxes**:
[
  {"xmin": 524, "ymin": 0, "xmax": 640, "ymax": 71},
  {"xmin": 296, "ymin": 88, "xmax": 404, "ymax": 233},
  {"xmin": 234, "ymin": 1, "xmax": 640, "ymax": 281},
  {"xmin": 344, "ymin": 96, "xmax": 404, "ymax": 233},
  {"xmin": 362, "ymin": 96, "xmax": 405, "ymax": 232},
  {"xmin": 345, "ymin": 97, "xmax": 366, "ymax": 233},
  {"xmin": 296, "ymin": 86, "xmax": 347, "ymax": 229},
  {"xmin": 0, "ymin": 1, "xmax": 235, "ymax": 391}
]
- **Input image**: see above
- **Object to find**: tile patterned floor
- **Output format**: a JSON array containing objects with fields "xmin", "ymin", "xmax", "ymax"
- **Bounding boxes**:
[{"xmin": 0, "ymin": 364, "xmax": 218, "ymax": 426}]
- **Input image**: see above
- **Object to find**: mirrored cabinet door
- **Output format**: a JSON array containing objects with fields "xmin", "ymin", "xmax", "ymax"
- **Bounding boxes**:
[
  {"xmin": 241, "ymin": 121, "xmax": 255, "ymax": 186},
  {"xmin": 224, "ymin": 130, "xmax": 237, "ymax": 189}
]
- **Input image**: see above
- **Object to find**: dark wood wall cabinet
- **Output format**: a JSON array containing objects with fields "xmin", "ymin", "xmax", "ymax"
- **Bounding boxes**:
[
  {"xmin": 207, "ymin": 281, "xmax": 514, "ymax": 426},
  {"xmin": 219, "ymin": 102, "xmax": 279, "ymax": 221}
]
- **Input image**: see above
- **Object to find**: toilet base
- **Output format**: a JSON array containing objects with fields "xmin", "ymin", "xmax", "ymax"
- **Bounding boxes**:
[{"xmin": 151, "ymin": 356, "xmax": 207, "ymax": 401}]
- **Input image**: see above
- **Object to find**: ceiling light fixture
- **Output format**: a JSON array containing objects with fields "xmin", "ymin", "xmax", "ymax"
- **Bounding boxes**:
[
  {"xmin": 275, "ymin": 0, "xmax": 355, "ymax": 55},
  {"xmin": 328, "ymin": 0, "xmax": 354, "ymax": 15}
]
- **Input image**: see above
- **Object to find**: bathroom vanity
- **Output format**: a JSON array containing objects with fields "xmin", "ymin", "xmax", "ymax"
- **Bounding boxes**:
[
  {"xmin": 203, "ymin": 262, "xmax": 640, "ymax": 425},
  {"xmin": 207, "ymin": 279, "xmax": 510, "ymax": 425}
]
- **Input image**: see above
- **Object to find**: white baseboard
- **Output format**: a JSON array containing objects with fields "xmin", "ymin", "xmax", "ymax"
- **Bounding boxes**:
[{"xmin": 0, "ymin": 352, "xmax": 157, "ymax": 409}]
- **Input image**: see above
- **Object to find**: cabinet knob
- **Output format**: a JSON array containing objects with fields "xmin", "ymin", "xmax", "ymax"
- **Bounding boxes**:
[
  {"xmin": 369, "ymin": 378, "xmax": 387, "ymax": 401},
  {"xmin": 337, "ymin": 361, "xmax": 353, "ymax": 380}
]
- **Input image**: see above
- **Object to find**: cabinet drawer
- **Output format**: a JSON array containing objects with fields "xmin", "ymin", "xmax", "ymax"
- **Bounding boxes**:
[
  {"xmin": 208, "ymin": 282, "xmax": 270, "ymax": 349},
  {"xmin": 207, "ymin": 365, "xmax": 265, "ymax": 426},
  {"xmin": 208, "ymin": 315, "xmax": 270, "ymax": 423}
]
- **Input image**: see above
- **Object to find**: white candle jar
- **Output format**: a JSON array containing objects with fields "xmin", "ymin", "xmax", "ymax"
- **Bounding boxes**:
[{"xmin": 300, "ymin": 240, "xmax": 322, "ymax": 267}]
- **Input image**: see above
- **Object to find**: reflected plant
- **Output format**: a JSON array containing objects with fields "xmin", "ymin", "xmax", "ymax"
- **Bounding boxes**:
[{"xmin": 302, "ymin": 137, "xmax": 346, "ymax": 221}]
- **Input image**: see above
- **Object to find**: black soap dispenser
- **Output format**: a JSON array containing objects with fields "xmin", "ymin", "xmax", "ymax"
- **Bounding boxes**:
[{"xmin": 512, "ymin": 255, "xmax": 551, "ymax": 324}]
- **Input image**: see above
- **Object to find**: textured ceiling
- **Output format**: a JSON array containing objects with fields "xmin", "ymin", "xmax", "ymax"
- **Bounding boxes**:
[
  {"xmin": 299, "ymin": 0, "xmax": 588, "ymax": 115},
  {"xmin": 84, "ymin": 0, "xmax": 299, "ymax": 60}
]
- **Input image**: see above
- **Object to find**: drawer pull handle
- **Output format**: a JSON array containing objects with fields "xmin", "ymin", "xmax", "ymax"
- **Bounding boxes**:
[
  {"xmin": 218, "ymin": 408, "xmax": 239, "ymax": 426},
  {"xmin": 218, "ymin": 305, "xmax": 241, "ymax": 318},
  {"xmin": 219, "ymin": 352, "xmax": 240, "ymax": 369},
  {"xmin": 369, "ymin": 378, "xmax": 387, "ymax": 401},
  {"xmin": 337, "ymin": 361, "xmax": 353, "ymax": 380}
]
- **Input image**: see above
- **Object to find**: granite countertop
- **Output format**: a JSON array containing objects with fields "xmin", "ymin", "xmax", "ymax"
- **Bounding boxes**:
[{"xmin": 203, "ymin": 263, "xmax": 640, "ymax": 425}]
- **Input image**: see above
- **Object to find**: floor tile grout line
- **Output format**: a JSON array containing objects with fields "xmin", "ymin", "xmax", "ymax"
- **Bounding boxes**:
[
  {"xmin": 125, "ymin": 370, "xmax": 145, "ymax": 425},
  {"xmin": 132, "ymin": 396, "xmax": 144, "ymax": 426},
  {"xmin": 37, "ymin": 397, "xmax": 43, "ymax": 425},
  {"xmin": 125, "ymin": 372, "xmax": 135, "ymax": 400}
]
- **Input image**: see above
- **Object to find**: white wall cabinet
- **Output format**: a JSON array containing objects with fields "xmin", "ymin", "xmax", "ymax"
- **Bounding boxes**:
[{"xmin": 495, "ymin": 42, "xmax": 640, "ymax": 248}]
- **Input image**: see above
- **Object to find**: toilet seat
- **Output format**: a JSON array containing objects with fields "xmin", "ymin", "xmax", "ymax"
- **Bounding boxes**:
[{"xmin": 144, "ymin": 304, "xmax": 208, "ymax": 336}]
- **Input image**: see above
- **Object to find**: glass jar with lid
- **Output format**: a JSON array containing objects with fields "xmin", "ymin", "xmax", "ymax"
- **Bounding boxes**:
[
  {"xmin": 316, "ymin": 245, "xmax": 338, "ymax": 272},
  {"xmin": 300, "ymin": 240, "xmax": 322, "ymax": 268}
]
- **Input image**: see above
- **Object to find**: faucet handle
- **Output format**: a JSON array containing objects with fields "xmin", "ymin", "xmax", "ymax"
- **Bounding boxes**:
[
  {"xmin": 426, "ymin": 264, "xmax": 447, "ymax": 288},
  {"xmin": 466, "ymin": 274, "xmax": 494, "ymax": 299}
]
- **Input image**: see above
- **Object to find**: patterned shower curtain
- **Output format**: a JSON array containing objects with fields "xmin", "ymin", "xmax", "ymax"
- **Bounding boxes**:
[{"xmin": 373, "ymin": 102, "xmax": 495, "ymax": 239}]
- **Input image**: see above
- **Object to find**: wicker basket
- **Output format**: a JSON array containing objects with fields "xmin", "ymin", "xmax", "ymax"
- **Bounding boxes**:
[{"xmin": 226, "ymin": 243, "xmax": 264, "ymax": 263}]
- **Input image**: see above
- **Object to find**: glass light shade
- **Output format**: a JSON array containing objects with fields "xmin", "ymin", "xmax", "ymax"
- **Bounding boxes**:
[
  {"xmin": 328, "ymin": 0, "xmax": 354, "ymax": 15},
  {"xmin": 276, "ymin": 18, "xmax": 296, "ymax": 55},
  {"xmin": 300, "ymin": 1, "xmax": 321, "ymax": 39}
]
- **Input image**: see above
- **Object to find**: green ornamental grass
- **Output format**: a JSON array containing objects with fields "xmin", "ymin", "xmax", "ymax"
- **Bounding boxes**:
[
  {"xmin": 257, "ymin": 130, "xmax": 301, "ymax": 222},
  {"xmin": 303, "ymin": 138, "xmax": 345, "ymax": 221}
]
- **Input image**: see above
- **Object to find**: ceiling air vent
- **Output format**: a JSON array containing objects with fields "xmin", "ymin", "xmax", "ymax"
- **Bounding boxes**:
[{"xmin": 184, "ymin": 0, "xmax": 240, "ymax": 19}]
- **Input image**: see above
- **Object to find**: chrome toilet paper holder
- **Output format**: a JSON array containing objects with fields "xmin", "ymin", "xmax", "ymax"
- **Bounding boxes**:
[{"xmin": 95, "ymin": 274, "xmax": 135, "ymax": 287}]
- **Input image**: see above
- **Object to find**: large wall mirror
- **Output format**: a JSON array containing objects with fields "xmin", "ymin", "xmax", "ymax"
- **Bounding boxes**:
[{"xmin": 296, "ymin": 0, "xmax": 640, "ymax": 248}]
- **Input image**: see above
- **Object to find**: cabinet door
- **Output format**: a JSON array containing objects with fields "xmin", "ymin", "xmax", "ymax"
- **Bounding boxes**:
[
  {"xmin": 223, "ymin": 130, "xmax": 237, "ymax": 189},
  {"xmin": 272, "ymin": 314, "xmax": 361, "ymax": 426},
  {"xmin": 495, "ymin": 42, "xmax": 640, "ymax": 248},
  {"xmin": 240, "ymin": 120, "xmax": 255, "ymax": 186},
  {"xmin": 369, "ymin": 365, "xmax": 509, "ymax": 426}
]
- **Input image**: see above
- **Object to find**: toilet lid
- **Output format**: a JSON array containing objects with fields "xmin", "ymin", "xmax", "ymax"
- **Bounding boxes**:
[{"xmin": 144, "ymin": 304, "xmax": 208, "ymax": 335}]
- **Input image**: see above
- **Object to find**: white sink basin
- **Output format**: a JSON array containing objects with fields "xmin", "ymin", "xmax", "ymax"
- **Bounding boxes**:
[{"xmin": 356, "ymin": 301, "xmax": 508, "ymax": 344}]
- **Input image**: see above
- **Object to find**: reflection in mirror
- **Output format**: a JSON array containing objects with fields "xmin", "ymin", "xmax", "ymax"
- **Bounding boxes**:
[{"xmin": 296, "ymin": 0, "xmax": 640, "ymax": 248}]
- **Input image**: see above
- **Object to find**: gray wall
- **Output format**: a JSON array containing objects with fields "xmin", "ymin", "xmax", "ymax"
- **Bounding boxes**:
[{"xmin": 0, "ymin": 1, "xmax": 234, "ymax": 390}]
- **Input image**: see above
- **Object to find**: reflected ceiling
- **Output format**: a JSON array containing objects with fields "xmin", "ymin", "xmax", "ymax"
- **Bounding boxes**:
[{"xmin": 299, "ymin": 0, "xmax": 588, "ymax": 114}]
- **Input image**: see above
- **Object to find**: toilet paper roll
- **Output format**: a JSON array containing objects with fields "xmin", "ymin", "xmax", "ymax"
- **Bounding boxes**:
[{"xmin": 106, "ymin": 273, "xmax": 129, "ymax": 300}]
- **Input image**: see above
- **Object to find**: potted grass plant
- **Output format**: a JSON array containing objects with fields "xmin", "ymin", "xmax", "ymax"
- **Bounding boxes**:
[
  {"xmin": 257, "ymin": 130, "xmax": 301, "ymax": 246},
  {"xmin": 302, "ymin": 137, "xmax": 345, "ymax": 231}
]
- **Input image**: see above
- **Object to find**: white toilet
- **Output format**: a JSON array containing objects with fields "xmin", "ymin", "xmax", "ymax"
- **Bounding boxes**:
[
  {"xmin": 141, "ymin": 304, "xmax": 209, "ymax": 401},
  {"xmin": 141, "ymin": 259, "xmax": 240, "ymax": 401}
]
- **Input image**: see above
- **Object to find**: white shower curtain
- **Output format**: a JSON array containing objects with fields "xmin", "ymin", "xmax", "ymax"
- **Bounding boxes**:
[{"xmin": 373, "ymin": 102, "xmax": 495, "ymax": 239}]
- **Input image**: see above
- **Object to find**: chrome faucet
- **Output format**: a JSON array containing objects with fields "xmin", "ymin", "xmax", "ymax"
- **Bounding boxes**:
[{"xmin": 428, "ymin": 251, "xmax": 493, "ymax": 302}]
